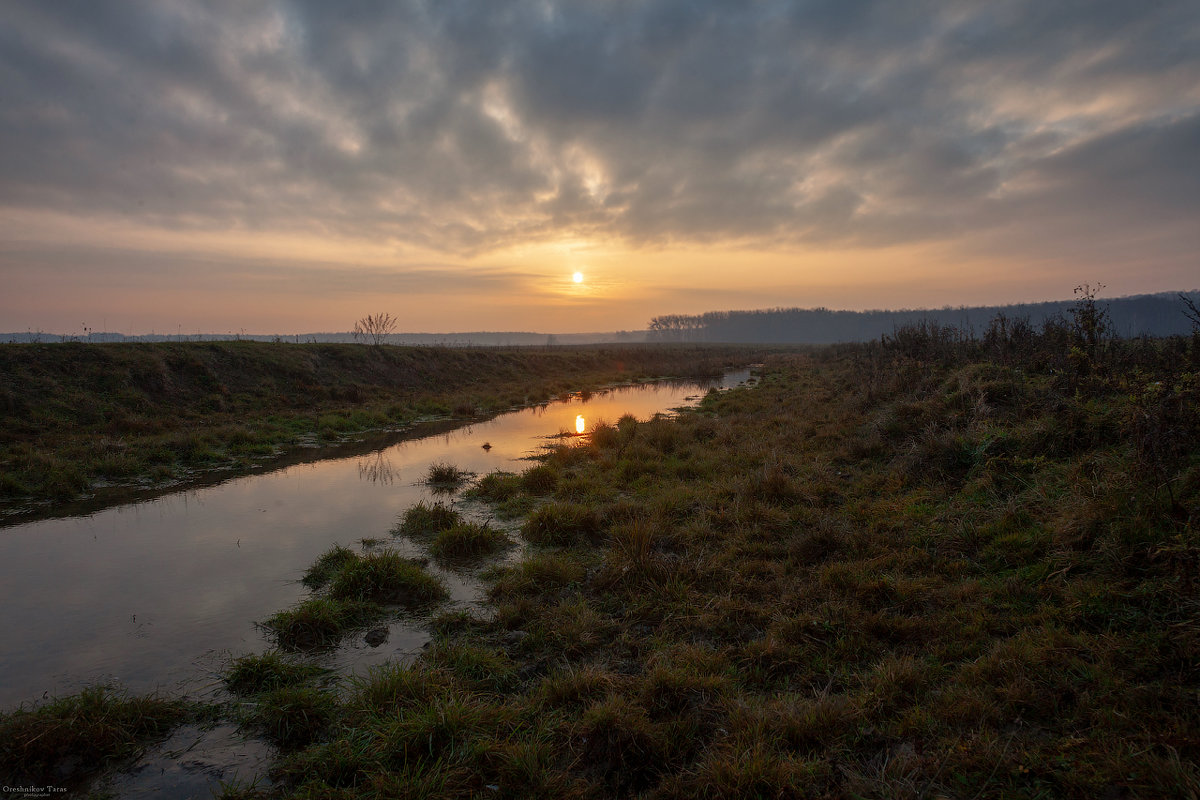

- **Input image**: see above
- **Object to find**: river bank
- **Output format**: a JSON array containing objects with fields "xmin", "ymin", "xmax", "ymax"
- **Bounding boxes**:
[{"xmin": 0, "ymin": 341, "xmax": 772, "ymax": 517}]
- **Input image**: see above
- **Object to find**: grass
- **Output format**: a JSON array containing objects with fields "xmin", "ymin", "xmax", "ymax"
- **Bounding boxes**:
[
  {"xmin": 426, "ymin": 462, "xmax": 470, "ymax": 490},
  {"xmin": 429, "ymin": 522, "xmax": 509, "ymax": 563},
  {"xmin": 0, "ymin": 342, "xmax": 764, "ymax": 511},
  {"xmin": 251, "ymin": 686, "xmax": 337, "ymax": 750},
  {"xmin": 0, "ymin": 684, "xmax": 189, "ymax": 786},
  {"xmin": 264, "ymin": 545, "xmax": 448, "ymax": 651},
  {"xmin": 223, "ymin": 651, "xmax": 332, "ymax": 696},
  {"xmin": 214, "ymin": 318, "xmax": 1200, "ymax": 799},
  {"xmin": 301, "ymin": 543, "xmax": 359, "ymax": 589},
  {"xmin": 394, "ymin": 501, "xmax": 461, "ymax": 539},
  {"xmin": 327, "ymin": 550, "xmax": 449, "ymax": 607},
  {"xmin": 261, "ymin": 597, "xmax": 387, "ymax": 650},
  {"xmin": 20, "ymin": 316, "xmax": 1200, "ymax": 798}
]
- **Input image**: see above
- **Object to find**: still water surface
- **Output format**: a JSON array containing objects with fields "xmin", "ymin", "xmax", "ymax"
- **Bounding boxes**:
[{"xmin": 0, "ymin": 374, "xmax": 749, "ymax": 711}]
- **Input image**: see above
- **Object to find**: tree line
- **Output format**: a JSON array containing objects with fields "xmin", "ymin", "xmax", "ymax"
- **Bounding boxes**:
[{"xmin": 647, "ymin": 290, "xmax": 1200, "ymax": 343}]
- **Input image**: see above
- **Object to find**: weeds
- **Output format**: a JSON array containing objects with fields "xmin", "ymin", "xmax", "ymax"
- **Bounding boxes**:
[
  {"xmin": 251, "ymin": 686, "xmax": 337, "ymax": 749},
  {"xmin": 301, "ymin": 544, "xmax": 358, "ymax": 589}
]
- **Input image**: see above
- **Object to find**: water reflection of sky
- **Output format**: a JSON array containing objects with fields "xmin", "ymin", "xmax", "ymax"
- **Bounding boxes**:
[{"xmin": 0, "ymin": 373, "xmax": 750, "ymax": 709}]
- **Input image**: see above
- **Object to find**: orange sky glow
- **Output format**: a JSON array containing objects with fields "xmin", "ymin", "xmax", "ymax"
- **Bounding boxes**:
[{"xmin": 2, "ymin": 3, "xmax": 1197, "ymax": 335}]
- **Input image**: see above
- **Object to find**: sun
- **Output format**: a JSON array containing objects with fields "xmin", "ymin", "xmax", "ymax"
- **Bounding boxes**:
[{"xmin": 572, "ymin": 271, "xmax": 584, "ymax": 284}]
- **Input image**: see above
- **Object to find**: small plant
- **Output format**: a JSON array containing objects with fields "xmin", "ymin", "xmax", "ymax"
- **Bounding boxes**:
[
  {"xmin": 520, "ymin": 502, "xmax": 603, "ymax": 546},
  {"xmin": 344, "ymin": 662, "xmax": 451, "ymax": 720},
  {"xmin": 521, "ymin": 464, "xmax": 559, "ymax": 494},
  {"xmin": 468, "ymin": 471, "xmax": 523, "ymax": 502},
  {"xmin": 252, "ymin": 686, "xmax": 337, "ymax": 749}
]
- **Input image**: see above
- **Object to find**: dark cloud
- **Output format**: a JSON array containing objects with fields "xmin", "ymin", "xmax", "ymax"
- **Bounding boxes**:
[{"xmin": 1, "ymin": 0, "xmax": 1198, "ymax": 259}]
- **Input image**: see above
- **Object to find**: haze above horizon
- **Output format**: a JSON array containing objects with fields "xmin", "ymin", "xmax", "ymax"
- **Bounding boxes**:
[{"xmin": 2, "ymin": 2, "xmax": 1198, "ymax": 335}]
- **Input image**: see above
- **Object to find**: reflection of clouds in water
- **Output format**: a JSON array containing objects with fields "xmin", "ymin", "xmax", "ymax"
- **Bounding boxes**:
[
  {"xmin": 357, "ymin": 453, "xmax": 397, "ymax": 485},
  {"xmin": 0, "ymin": 374, "xmax": 733, "ymax": 708}
]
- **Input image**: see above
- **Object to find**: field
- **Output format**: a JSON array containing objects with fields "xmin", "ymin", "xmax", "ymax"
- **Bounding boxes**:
[
  {"xmin": 2, "ymin": 321, "xmax": 1198, "ymax": 797},
  {"xmin": 0, "ymin": 341, "xmax": 760, "ymax": 515}
]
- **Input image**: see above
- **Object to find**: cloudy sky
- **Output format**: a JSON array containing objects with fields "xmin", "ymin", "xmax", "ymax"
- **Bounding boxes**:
[{"xmin": 2, "ymin": 1, "xmax": 1198, "ymax": 334}]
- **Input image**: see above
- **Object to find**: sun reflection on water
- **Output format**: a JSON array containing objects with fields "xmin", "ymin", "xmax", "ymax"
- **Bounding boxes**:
[{"xmin": 576, "ymin": 414, "xmax": 586, "ymax": 434}]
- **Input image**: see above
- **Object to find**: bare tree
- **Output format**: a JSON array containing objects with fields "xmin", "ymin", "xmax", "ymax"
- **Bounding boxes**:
[
  {"xmin": 353, "ymin": 313, "xmax": 398, "ymax": 346},
  {"xmin": 1180, "ymin": 293, "xmax": 1200, "ymax": 330}
]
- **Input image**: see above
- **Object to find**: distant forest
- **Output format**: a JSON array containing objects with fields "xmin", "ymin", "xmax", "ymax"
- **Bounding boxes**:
[{"xmin": 647, "ymin": 291, "xmax": 1200, "ymax": 344}]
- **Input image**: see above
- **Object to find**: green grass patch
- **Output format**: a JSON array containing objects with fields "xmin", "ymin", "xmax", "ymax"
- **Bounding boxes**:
[
  {"xmin": 0, "ymin": 684, "xmax": 188, "ymax": 786},
  {"xmin": 393, "ymin": 501, "xmax": 461, "ymax": 538},
  {"xmin": 520, "ymin": 502, "xmax": 603, "ymax": 546},
  {"xmin": 222, "ymin": 651, "xmax": 331, "ymax": 696},
  {"xmin": 301, "ymin": 543, "xmax": 359, "ymax": 589},
  {"xmin": 327, "ymin": 550, "xmax": 449, "ymax": 607},
  {"xmin": 429, "ymin": 522, "xmax": 509, "ymax": 563},
  {"xmin": 262, "ymin": 597, "xmax": 386, "ymax": 650},
  {"xmin": 251, "ymin": 686, "xmax": 337, "ymax": 749},
  {"xmin": 426, "ymin": 462, "xmax": 469, "ymax": 489}
]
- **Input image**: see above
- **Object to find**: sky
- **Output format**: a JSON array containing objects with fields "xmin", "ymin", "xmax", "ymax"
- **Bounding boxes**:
[{"xmin": 2, "ymin": 1, "xmax": 1198, "ymax": 335}]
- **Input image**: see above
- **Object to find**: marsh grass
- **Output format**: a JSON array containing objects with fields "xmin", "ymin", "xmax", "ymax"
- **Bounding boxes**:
[
  {"xmin": 426, "ymin": 462, "xmax": 470, "ymax": 491},
  {"xmin": 301, "ymin": 543, "xmax": 358, "ymax": 589},
  {"xmin": 223, "ymin": 652, "xmax": 332, "ymax": 696},
  {"xmin": 520, "ymin": 502, "xmax": 602, "ymax": 546},
  {"xmin": 0, "ymin": 684, "xmax": 188, "ymax": 786},
  {"xmin": 252, "ymin": 686, "xmax": 337, "ymax": 749},
  {"xmin": 196, "ymin": 322, "xmax": 1200, "ymax": 799},
  {"xmin": 467, "ymin": 471, "xmax": 523, "ymax": 502},
  {"xmin": 429, "ymin": 522, "xmax": 509, "ymax": 563},
  {"xmin": 394, "ymin": 501, "xmax": 461, "ymax": 539},
  {"xmin": 327, "ymin": 550, "xmax": 449, "ymax": 607},
  {"xmin": 262, "ymin": 597, "xmax": 386, "ymax": 650}
]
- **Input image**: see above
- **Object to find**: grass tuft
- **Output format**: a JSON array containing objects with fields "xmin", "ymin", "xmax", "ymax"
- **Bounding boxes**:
[
  {"xmin": 222, "ymin": 651, "xmax": 330, "ymax": 695},
  {"xmin": 426, "ymin": 462, "xmax": 469, "ymax": 489},
  {"xmin": 252, "ymin": 686, "xmax": 337, "ymax": 749},
  {"xmin": 301, "ymin": 543, "xmax": 359, "ymax": 589},
  {"xmin": 520, "ymin": 502, "xmax": 603, "ymax": 546},
  {"xmin": 0, "ymin": 684, "xmax": 187, "ymax": 786},
  {"xmin": 429, "ymin": 522, "xmax": 509, "ymax": 563},
  {"xmin": 328, "ymin": 550, "xmax": 449, "ymax": 607},
  {"xmin": 262, "ymin": 597, "xmax": 385, "ymax": 650},
  {"xmin": 394, "ymin": 501, "xmax": 461, "ymax": 538}
]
